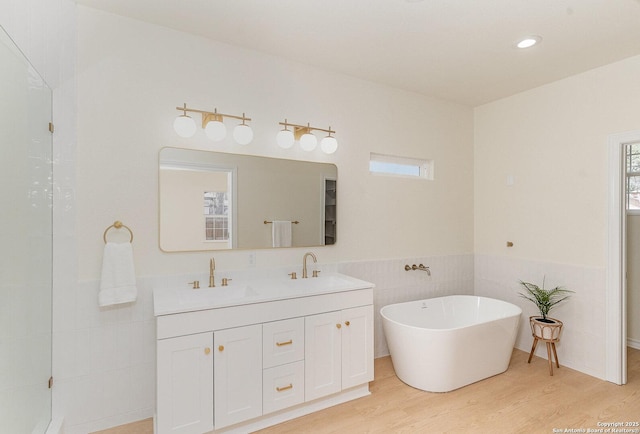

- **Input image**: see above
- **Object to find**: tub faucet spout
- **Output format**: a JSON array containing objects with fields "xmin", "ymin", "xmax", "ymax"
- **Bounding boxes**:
[
  {"xmin": 302, "ymin": 252, "xmax": 317, "ymax": 278},
  {"xmin": 412, "ymin": 264, "xmax": 431, "ymax": 276}
]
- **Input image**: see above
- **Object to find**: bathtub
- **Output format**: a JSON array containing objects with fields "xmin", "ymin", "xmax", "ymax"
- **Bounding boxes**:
[{"xmin": 380, "ymin": 295, "xmax": 522, "ymax": 392}]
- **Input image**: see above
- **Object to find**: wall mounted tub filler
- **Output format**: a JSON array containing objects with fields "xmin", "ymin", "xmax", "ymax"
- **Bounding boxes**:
[{"xmin": 404, "ymin": 263, "xmax": 431, "ymax": 275}]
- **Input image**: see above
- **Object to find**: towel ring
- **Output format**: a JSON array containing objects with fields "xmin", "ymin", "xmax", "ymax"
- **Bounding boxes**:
[{"xmin": 103, "ymin": 221, "xmax": 134, "ymax": 244}]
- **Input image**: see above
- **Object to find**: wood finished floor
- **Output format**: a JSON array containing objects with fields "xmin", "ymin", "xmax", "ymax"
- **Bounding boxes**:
[{"xmin": 96, "ymin": 348, "xmax": 640, "ymax": 434}]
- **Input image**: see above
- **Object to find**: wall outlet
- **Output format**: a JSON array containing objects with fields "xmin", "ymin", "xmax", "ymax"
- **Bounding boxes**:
[{"xmin": 248, "ymin": 252, "xmax": 256, "ymax": 267}]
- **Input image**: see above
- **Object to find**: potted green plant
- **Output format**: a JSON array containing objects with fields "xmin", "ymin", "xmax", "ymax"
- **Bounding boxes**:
[{"xmin": 518, "ymin": 278, "xmax": 573, "ymax": 339}]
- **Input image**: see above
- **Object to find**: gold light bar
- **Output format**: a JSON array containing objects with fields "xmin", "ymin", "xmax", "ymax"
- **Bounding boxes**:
[
  {"xmin": 176, "ymin": 103, "xmax": 251, "ymax": 128},
  {"xmin": 278, "ymin": 120, "xmax": 335, "ymax": 140}
]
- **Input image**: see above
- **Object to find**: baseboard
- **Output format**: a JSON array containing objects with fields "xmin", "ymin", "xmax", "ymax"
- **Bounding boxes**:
[
  {"xmin": 45, "ymin": 417, "xmax": 64, "ymax": 434},
  {"xmin": 213, "ymin": 384, "xmax": 370, "ymax": 433},
  {"xmin": 628, "ymin": 337, "xmax": 640, "ymax": 350}
]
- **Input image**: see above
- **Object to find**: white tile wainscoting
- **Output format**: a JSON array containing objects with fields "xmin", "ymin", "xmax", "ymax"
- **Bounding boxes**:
[{"xmin": 474, "ymin": 254, "xmax": 607, "ymax": 380}]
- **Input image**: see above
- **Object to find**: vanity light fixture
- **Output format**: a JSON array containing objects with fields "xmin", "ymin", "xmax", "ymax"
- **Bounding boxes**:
[
  {"xmin": 277, "ymin": 120, "xmax": 338, "ymax": 154},
  {"xmin": 173, "ymin": 103, "xmax": 253, "ymax": 145},
  {"xmin": 173, "ymin": 104, "xmax": 197, "ymax": 138}
]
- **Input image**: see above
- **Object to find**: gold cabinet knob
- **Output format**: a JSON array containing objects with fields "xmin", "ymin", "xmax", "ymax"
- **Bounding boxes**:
[
  {"xmin": 336, "ymin": 323, "xmax": 342, "ymax": 329},
  {"xmin": 345, "ymin": 321, "xmax": 350, "ymax": 326},
  {"xmin": 218, "ymin": 345, "xmax": 224, "ymax": 352},
  {"xmin": 204, "ymin": 347, "xmax": 211, "ymax": 355}
]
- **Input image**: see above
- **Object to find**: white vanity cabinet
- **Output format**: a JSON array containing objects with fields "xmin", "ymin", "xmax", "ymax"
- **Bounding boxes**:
[
  {"xmin": 154, "ymin": 274, "xmax": 374, "ymax": 434},
  {"xmin": 305, "ymin": 306, "xmax": 374, "ymax": 401}
]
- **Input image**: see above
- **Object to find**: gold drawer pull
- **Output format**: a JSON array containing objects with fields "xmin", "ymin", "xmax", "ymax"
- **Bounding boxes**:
[
  {"xmin": 345, "ymin": 321, "xmax": 350, "ymax": 326},
  {"xmin": 336, "ymin": 323, "xmax": 342, "ymax": 329},
  {"xmin": 276, "ymin": 339, "xmax": 293, "ymax": 347},
  {"xmin": 276, "ymin": 384, "xmax": 293, "ymax": 392},
  {"xmin": 204, "ymin": 347, "xmax": 211, "ymax": 355},
  {"xmin": 218, "ymin": 345, "xmax": 224, "ymax": 352}
]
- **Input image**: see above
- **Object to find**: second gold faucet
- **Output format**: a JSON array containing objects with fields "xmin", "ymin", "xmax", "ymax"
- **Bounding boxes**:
[
  {"xmin": 302, "ymin": 252, "xmax": 317, "ymax": 278},
  {"xmin": 209, "ymin": 257, "xmax": 216, "ymax": 287}
]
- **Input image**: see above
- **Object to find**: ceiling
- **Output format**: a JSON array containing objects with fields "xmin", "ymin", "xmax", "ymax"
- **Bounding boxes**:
[{"xmin": 74, "ymin": 0, "xmax": 640, "ymax": 106}]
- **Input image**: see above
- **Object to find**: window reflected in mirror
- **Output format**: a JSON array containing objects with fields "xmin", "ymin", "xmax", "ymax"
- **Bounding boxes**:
[{"xmin": 204, "ymin": 191, "xmax": 230, "ymax": 243}]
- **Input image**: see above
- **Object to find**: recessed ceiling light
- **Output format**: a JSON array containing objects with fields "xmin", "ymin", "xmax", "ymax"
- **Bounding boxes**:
[{"xmin": 516, "ymin": 36, "xmax": 542, "ymax": 49}]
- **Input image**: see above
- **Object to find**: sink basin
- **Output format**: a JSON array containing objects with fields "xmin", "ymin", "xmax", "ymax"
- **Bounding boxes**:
[
  {"xmin": 178, "ymin": 285, "xmax": 260, "ymax": 304},
  {"xmin": 283, "ymin": 274, "xmax": 357, "ymax": 292}
]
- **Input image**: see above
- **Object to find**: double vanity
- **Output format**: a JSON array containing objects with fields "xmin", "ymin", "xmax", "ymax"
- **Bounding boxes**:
[{"xmin": 153, "ymin": 270, "xmax": 374, "ymax": 433}]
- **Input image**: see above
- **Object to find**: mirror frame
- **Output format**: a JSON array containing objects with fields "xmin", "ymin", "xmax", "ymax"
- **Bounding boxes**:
[{"xmin": 158, "ymin": 147, "xmax": 337, "ymax": 252}]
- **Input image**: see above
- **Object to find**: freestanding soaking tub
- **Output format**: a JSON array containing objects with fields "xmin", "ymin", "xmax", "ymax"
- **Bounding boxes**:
[{"xmin": 380, "ymin": 295, "xmax": 522, "ymax": 392}]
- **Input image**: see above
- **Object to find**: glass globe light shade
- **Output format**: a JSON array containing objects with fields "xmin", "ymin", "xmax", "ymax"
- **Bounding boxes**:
[
  {"xmin": 233, "ymin": 124, "xmax": 253, "ymax": 145},
  {"xmin": 173, "ymin": 115, "xmax": 197, "ymax": 138},
  {"xmin": 204, "ymin": 120, "xmax": 226, "ymax": 141},
  {"xmin": 320, "ymin": 136, "xmax": 338, "ymax": 154},
  {"xmin": 299, "ymin": 132, "xmax": 317, "ymax": 151},
  {"xmin": 276, "ymin": 129, "xmax": 295, "ymax": 149}
]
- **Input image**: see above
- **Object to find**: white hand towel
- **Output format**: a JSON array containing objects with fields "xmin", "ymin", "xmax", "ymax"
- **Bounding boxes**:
[
  {"xmin": 272, "ymin": 220, "xmax": 292, "ymax": 248},
  {"xmin": 99, "ymin": 242, "xmax": 137, "ymax": 306}
]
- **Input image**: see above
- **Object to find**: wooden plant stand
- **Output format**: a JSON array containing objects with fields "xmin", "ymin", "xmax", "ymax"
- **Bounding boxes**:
[{"xmin": 527, "ymin": 316, "xmax": 563, "ymax": 376}]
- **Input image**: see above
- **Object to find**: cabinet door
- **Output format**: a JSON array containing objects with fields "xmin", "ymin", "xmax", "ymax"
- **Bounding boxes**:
[
  {"xmin": 305, "ymin": 311, "xmax": 342, "ymax": 401},
  {"xmin": 341, "ymin": 305, "xmax": 374, "ymax": 389},
  {"xmin": 214, "ymin": 324, "xmax": 262, "ymax": 429},
  {"xmin": 157, "ymin": 333, "xmax": 214, "ymax": 434}
]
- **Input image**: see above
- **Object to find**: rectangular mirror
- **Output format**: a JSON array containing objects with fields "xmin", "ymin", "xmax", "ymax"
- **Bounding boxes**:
[{"xmin": 159, "ymin": 147, "xmax": 337, "ymax": 252}]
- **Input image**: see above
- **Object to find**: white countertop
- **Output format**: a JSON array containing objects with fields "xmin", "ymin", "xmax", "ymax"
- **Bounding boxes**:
[{"xmin": 153, "ymin": 272, "xmax": 375, "ymax": 316}]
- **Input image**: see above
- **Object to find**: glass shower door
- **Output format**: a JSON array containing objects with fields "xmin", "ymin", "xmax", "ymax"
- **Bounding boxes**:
[{"xmin": 0, "ymin": 25, "xmax": 53, "ymax": 433}]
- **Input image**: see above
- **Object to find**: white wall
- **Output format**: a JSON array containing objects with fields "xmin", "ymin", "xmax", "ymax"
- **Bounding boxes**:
[
  {"xmin": 474, "ymin": 54, "xmax": 640, "ymax": 379},
  {"xmin": 76, "ymin": 7, "xmax": 474, "ymax": 281}
]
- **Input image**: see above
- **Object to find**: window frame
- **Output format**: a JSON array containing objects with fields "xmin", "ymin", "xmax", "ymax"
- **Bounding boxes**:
[
  {"xmin": 626, "ymin": 142, "xmax": 640, "ymax": 215},
  {"xmin": 368, "ymin": 152, "xmax": 434, "ymax": 180}
]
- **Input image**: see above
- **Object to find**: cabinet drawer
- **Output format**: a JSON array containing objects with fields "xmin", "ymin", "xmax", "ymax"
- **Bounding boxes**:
[
  {"xmin": 263, "ymin": 361, "xmax": 305, "ymax": 414},
  {"xmin": 263, "ymin": 317, "xmax": 304, "ymax": 368}
]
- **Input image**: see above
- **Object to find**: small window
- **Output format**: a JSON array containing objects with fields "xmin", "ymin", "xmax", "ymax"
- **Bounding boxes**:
[
  {"xmin": 204, "ymin": 191, "xmax": 229, "ymax": 241},
  {"xmin": 369, "ymin": 153, "xmax": 433, "ymax": 180},
  {"xmin": 627, "ymin": 142, "xmax": 640, "ymax": 212}
]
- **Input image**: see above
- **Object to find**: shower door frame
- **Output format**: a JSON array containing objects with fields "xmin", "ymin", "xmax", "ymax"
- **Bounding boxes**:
[{"xmin": 0, "ymin": 24, "xmax": 53, "ymax": 433}]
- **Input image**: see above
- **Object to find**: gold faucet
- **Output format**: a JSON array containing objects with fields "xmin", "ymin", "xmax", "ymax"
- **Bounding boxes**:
[
  {"xmin": 302, "ymin": 252, "xmax": 317, "ymax": 278},
  {"xmin": 209, "ymin": 257, "xmax": 216, "ymax": 287}
]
